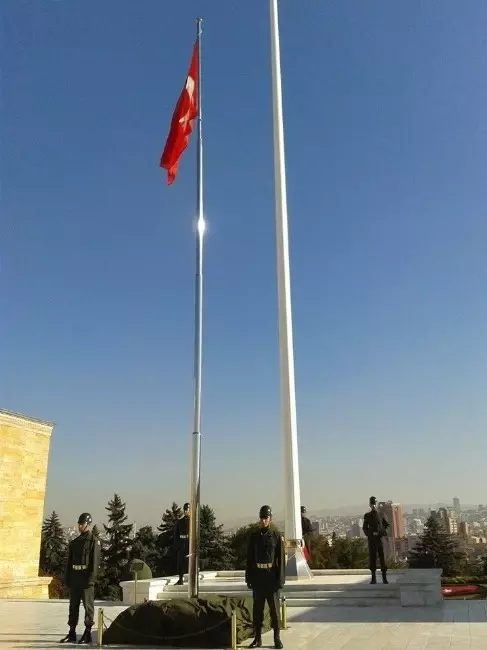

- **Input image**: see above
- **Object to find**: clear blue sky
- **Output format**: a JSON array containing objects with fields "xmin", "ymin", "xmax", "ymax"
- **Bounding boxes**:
[{"xmin": 2, "ymin": 0, "xmax": 487, "ymax": 529}]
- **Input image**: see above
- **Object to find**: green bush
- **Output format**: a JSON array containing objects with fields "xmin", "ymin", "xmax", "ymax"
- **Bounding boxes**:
[
  {"xmin": 442, "ymin": 576, "xmax": 487, "ymax": 585},
  {"xmin": 48, "ymin": 575, "xmax": 67, "ymax": 599}
]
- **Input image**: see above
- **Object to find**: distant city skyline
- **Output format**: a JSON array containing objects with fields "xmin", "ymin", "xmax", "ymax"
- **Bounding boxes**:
[
  {"xmin": 46, "ymin": 497, "xmax": 487, "ymax": 531},
  {"xmin": 58, "ymin": 496, "xmax": 487, "ymax": 572}
]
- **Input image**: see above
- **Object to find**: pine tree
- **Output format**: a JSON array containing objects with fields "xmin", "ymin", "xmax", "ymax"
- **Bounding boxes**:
[
  {"xmin": 155, "ymin": 503, "xmax": 183, "ymax": 576},
  {"xmin": 157, "ymin": 502, "xmax": 183, "ymax": 538},
  {"xmin": 130, "ymin": 525, "xmax": 159, "ymax": 575},
  {"xmin": 39, "ymin": 511, "xmax": 67, "ymax": 578},
  {"xmin": 199, "ymin": 505, "xmax": 235, "ymax": 570},
  {"xmin": 101, "ymin": 494, "xmax": 133, "ymax": 597},
  {"xmin": 408, "ymin": 515, "xmax": 459, "ymax": 576}
]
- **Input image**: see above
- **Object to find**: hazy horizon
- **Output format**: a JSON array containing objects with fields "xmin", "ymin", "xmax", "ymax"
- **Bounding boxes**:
[{"xmin": 44, "ymin": 497, "xmax": 483, "ymax": 533}]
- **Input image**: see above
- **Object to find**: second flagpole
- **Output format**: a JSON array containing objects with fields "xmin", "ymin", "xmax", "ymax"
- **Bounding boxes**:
[
  {"xmin": 188, "ymin": 16, "xmax": 204, "ymax": 599},
  {"xmin": 269, "ymin": 0, "xmax": 311, "ymax": 579}
]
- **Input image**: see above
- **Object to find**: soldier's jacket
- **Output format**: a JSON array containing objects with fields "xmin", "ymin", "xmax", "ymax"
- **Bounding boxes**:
[
  {"xmin": 301, "ymin": 516, "xmax": 313, "ymax": 536},
  {"xmin": 246, "ymin": 527, "xmax": 285, "ymax": 592},
  {"xmin": 362, "ymin": 510, "xmax": 389, "ymax": 539},
  {"xmin": 65, "ymin": 531, "xmax": 101, "ymax": 588},
  {"xmin": 174, "ymin": 516, "xmax": 190, "ymax": 549}
]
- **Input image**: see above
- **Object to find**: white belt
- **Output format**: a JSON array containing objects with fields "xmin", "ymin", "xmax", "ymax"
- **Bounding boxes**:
[
  {"xmin": 256, "ymin": 563, "xmax": 273, "ymax": 569},
  {"xmin": 180, "ymin": 535, "xmax": 189, "ymax": 539},
  {"xmin": 72, "ymin": 565, "xmax": 88, "ymax": 570}
]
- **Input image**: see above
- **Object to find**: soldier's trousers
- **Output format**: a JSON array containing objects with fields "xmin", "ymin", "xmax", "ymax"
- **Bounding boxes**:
[
  {"xmin": 177, "ymin": 548, "xmax": 189, "ymax": 578},
  {"xmin": 252, "ymin": 590, "xmax": 280, "ymax": 635},
  {"xmin": 68, "ymin": 576, "xmax": 95, "ymax": 630},
  {"xmin": 368, "ymin": 536, "xmax": 386, "ymax": 574}
]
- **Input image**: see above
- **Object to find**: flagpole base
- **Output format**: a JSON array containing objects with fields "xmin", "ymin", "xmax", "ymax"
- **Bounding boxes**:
[{"xmin": 285, "ymin": 540, "xmax": 312, "ymax": 580}]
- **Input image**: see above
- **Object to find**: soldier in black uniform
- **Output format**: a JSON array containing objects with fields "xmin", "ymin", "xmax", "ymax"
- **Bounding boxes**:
[
  {"xmin": 301, "ymin": 506, "xmax": 312, "ymax": 536},
  {"xmin": 174, "ymin": 502, "xmax": 190, "ymax": 586},
  {"xmin": 301, "ymin": 506, "xmax": 313, "ymax": 558},
  {"xmin": 60, "ymin": 512, "xmax": 101, "ymax": 644},
  {"xmin": 362, "ymin": 496, "xmax": 389, "ymax": 585},
  {"xmin": 245, "ymin": 505, "xmax": 285, "ymax": 649}
]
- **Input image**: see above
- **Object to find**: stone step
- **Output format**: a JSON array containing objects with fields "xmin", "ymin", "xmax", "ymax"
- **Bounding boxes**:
[
  {"xmin": 157, "ymin": 588, "xmax": 400, "ymax": 605},
  {"xmin": 156, "ymin": 592, "xmax": 400, "ymax": 607},
  {"xmin": 164, "ymin": 582, "xmax": 399, "ymax": 593},
  {"xmin": 163, "ymin": 586, "xmax": 398, "ymax": 598},
  {"xmin": 284, "ymin": 597, "xmax": 401, "ymax": 607},
  {"xmin": 214, "ymin": 570, "xmax": 404, "ymax": 577},
  {"xmin": 122, "ymin": 569, "xmax": 443, "ymax": 608}
]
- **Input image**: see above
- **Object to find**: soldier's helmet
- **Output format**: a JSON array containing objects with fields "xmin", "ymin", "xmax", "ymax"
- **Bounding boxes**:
[
  {"xmin": 301, "ymin": 506, "xmax": 306, "ymax": 514},
  {"xmin": 259, "ymin": 505, "xmax": 272, "ymax": 519},
  {"xmin": 183, "ymin": 503, "xmax": 190, "ymax": 512},
  {"xmin": 78, "ymin": 512, "xmax": 92, "ymax": 525},
  {"xmin": 369, "ymin": 496, "xmax": 377, "ymax": 507}
]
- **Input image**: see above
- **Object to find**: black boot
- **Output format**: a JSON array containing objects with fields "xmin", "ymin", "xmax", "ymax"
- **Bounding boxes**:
[
  {"xmin": 60, "ymin": 629, "xmax": 76, "ymax": 643},
  {"xmin": 370, "ymin": 572, "xmax": 377, "ymax": 585},
  {"xmin": 274, "ymin": 632, "xmax": 283, "ymax": 649},
  {"xmin": 249, "ymin": 636, "xmax": 262, "ymax": 648},
  {"xmin": 175, "ymin": 577, "xmax": 184, "ymax": 586},
  {"xmin": 78, "ymin": 628, "xmax": 92, "ymax": 645},
  {"xmin": 382, "ymin": 572, "xmax": 388, "ymax": 584}
]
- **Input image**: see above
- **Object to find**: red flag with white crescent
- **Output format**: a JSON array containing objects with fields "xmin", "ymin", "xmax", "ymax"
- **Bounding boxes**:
[{"xmin": 160, "ymin": 42, "xmax": 198, "ymax": 185}]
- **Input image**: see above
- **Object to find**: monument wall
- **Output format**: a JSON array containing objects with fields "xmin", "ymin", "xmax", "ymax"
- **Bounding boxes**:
[{"xmin": 0, "ymin": 409, "xmax": 54, "ymax": 598}]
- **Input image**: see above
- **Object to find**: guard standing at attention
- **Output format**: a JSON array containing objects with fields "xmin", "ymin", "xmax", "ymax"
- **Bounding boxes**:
[
  {"xmin": 301, "ymin": 506, "xmax": 312, "ymax": 560},
  {"xmin": 60, "ymin": 512, "xmax": 101, "ymax": 644},
  {"xmin": 246, "ymin": 505, "xmax": 285, "ymax": 649},
  {"xmin": 174, "ymin": 502, "xmax": 190, "ymax": 586},
  {"xmin": 300, "ymin": 506, "xmax": 312, "ymax": 536},
  {"xmin": 362, "ymin": 496, "xmax": 389, "ymax": 584}
]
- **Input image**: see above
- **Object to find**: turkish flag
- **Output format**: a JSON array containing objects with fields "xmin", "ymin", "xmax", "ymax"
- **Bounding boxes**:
[{"xmin": 160, "ymin": 42, "xmax": 198, "ymax": 185}]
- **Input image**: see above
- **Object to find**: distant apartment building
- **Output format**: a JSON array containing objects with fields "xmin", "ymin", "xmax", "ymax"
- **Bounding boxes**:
[
  {"xmin": 310, "ymin": 520, "xmax": 320, "ymax": 534},
  {"xmin": 453, "ymin": 497, "xmax": 461, "ymax": 516},
  {"xmin": 379, "ymin": 501, "xmax": 405, "ymax": 538},
  {"xmin": 394, "ymin": 537, "xmax": 409, "ymax": 558},
  {"xmin": 411, "ymin": 518, "xmax": 423, "ymax": 534},
  {"xmin": 449, "ymin": 511, "xmax": 458, "ymax": 535},
  {"xmin": 432, "ymin": 507, "xmax": 458, "ymax": 535},
  {"xmin": 383, "ymin": 536, "xmax": 409, "ymax": 562},
  {"xmin": 459, "ymin": 521, "xmax": 469, "ymax": 538},
  {"xmin": 347, "ymin": 519, "xmax": 365, "ymax": 538}
]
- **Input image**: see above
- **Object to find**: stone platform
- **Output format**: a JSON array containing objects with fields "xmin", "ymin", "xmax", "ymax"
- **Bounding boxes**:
[
  {"xmin": 0, "ymin": 576, "xmax": 52, "ymax": 599},
  {"xmin": 120, "ymin": 569, "xmax": 442, "ymax": 608},
  {"xmin": 1, "ymin": 597, "xmax": 487, "ymax": 649}
]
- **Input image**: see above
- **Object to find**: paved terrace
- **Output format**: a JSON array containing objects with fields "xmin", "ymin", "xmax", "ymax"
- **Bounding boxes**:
[{"xmin": 1, "ymin": 599, "xmax": 487, "ymax": 650}]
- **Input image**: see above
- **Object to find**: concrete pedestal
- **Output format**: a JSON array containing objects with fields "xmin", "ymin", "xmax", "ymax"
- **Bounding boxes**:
[
  {"xmin": 397, "ymin": 569, "xmax": 443, "ymax": 606},
  {"xmin": 285, "ymin": 542, "xmax": 312, "ymax": 580}
]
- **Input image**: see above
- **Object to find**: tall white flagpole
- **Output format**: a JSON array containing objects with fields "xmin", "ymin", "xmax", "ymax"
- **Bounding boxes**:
[
  {"xmin": 188, "ymin": 16, "xmax": 204, "ymax": 599},
  {"xmin": 269, "ymin": 0, "xmax": 312, "ymax": 579}
]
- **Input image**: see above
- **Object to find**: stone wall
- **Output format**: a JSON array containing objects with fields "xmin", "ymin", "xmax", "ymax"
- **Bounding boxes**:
[{"xmin": 0, "ymin": 409, "xmax": 54, "ymax": 598}]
